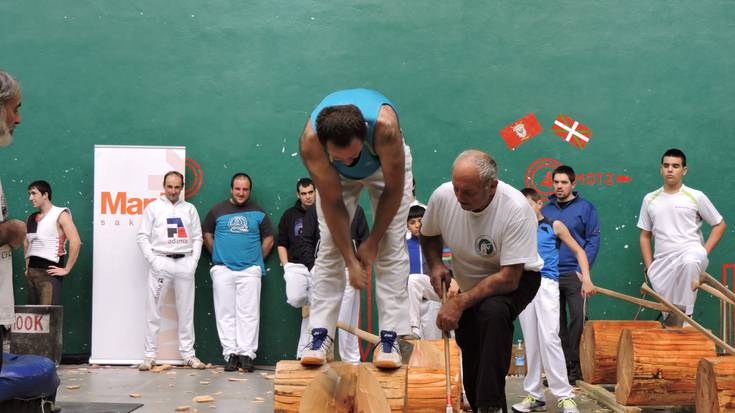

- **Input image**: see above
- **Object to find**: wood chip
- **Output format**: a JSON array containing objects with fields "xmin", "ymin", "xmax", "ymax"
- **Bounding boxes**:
[
  {"xmin": 129, "ymin": 393, "xmax": 141, "ymax": 398},
  {"xmin": 65, "ymin": 385, "xmax": 81, "ymax": 390},
  {"xmin": 264, "ymin": 374, "xmax": 275, "ymax": 380},
  {"xmin": 254, "ymin": 397, "xmax": 264, "ymax": 401},
  {"xmin": 193, "ymin": 395, "xmax": 215, "ymax": 403},
  {"xmin": 175, "ymin": 406, "xmax": 191, "ymax": 411},
  {"xmin": 199, "ymin": 381, "xmax": 209, "ymax": 385},
  {"xmin": 151, "ymin": 364, "xmax": 172, "ymax": 373},
  {"xmin": 227, "ymin": 377, "xmax": 247, "ymax": 382}
]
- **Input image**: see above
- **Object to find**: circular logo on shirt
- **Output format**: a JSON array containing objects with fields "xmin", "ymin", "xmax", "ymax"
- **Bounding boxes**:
[
  {"xmin": 474, "ymin": 236, "xmax": 496, "ymax": 256},
  {"xmin": 228, "ymin": 216, "xmax": 249, "ymax": 233}
]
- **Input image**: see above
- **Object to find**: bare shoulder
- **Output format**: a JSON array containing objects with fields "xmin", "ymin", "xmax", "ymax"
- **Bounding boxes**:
[
  {"xmin": 299, "ymin": 120, "xmax": 323, "ymax": 162},
  {"xmin": 552, "ymin": 219, "xmax": 568, "ymax": 234},
  {"xmin": 373, "ymin": 105, "xmax": 402, "ymax": 153}
]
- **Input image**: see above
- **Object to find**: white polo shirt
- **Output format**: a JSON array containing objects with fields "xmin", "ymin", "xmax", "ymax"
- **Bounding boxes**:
[
  {"xmin": 637, "ymin": 184, "xmax": 722, "ymax": 259},
  {"xmin": 421, "ymin": 180, "xmax": 543, "ymax": 293}
]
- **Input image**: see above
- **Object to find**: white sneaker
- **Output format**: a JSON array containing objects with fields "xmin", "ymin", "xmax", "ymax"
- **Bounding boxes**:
[
  {"xmin": 138, "ymin": 357, "xmax": 154, "ymax": 371},
  {"xmin": 184, "ymin": 356, "xmax": 206, "ymax": 369},
  {"xmin": 512, "ymin": 395, "xmax": 546, "ymax": 412},
  {"xmin": 557, "ymin": 398, "xmax": 579, "ymax": 413},
  {"xmin": 373, "ymin": 330, "xmax": 401, "ymax": 369},
  {"xmin": 300, "ymin": 328, "xmax": 334, "ymax": 366}
]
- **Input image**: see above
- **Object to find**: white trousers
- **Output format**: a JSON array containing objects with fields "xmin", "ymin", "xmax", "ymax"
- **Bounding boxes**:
[
  {"xmin": 311, "ymin": 144, "xmax": 414, "ymax": 337},
  {"xmin": 519, "ymin": 277, "xmax": 574, "ymax": 401},
  {"xmin": 144, "ymin": 256, "xmax": 197, "ymax": 359},
  {"xmin": 648, "ymin": 246, "xmax": 708, "ymax": 315},
  {"xmin": 211, "ymin": 264, "xmax": 261, "ymax": 360},
  {"xmin": 286, "ymin": 263, "xmax": 360, "ymax": 363},
  {"xmin": 407, "ymin": 273, "xmax": 443, "ymax": 340}
]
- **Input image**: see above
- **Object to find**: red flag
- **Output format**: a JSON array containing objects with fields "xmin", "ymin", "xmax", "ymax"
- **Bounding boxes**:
[
  {"xmin": 552, "ymin": 114, "xmax": 592, "ymax": 149},
  {"xmin": 499, "ymin": 113, "xmax": 542, "ymax": 150}
]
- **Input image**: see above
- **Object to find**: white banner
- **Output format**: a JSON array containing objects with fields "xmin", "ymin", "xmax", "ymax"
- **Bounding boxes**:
[{"xmin": 90, "ymin": 145, "xmax": 186, "ymax": 364}]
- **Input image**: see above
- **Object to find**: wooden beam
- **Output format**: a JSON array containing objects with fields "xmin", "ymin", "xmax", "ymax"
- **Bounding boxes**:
[
  {"xmin": 576, "ymin": 381, "xmax": 640, "ymax": 413},
  {"xmin": 595, "ymin": 286, "xmax": 668, "ymax": 312}
]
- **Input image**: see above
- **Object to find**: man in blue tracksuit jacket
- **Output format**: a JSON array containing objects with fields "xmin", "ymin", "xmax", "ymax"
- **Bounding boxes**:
[{"xmin": 540, "ymin": 165, "xmax": 600, "ymax": 384}]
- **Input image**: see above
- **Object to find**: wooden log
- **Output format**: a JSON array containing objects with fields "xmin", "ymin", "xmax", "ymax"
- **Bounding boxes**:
[
  {"xmin": 274, "ymin": 339, "xmax": 462, "ymax": 413},
  {"xmin": 615, "ymin": 328, "xmax": 716, "ymax": 406},
  {"xmin": 696, "ymin": 356, "xmax": 735, "ymax": 412},
  {"xmin": 580, "ymin": 320, "xmax": 661, "ymax": 384}
]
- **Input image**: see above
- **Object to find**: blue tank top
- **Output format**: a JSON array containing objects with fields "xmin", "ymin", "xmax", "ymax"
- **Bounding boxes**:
[
  {"xmin": 310, "ymin": 89, "xmax": 397, "ymax": 180},
  {"xmin": 538, "ymin": 218, "xmax": 560, "ymax": 281}
]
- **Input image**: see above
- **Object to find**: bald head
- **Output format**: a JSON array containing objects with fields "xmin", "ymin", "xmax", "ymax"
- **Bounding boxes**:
[
  {"xmin": 453, "ymin": 150, "xmax": 497, "ymax": 185},
  {"xmin": 451, "ymin": 150, "xmax": 498, "ymax": 212}
]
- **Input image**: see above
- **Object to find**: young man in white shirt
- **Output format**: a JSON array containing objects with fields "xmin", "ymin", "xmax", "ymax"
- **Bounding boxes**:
[
  {"xmin": 638, "ymin": 148, "xmax": 726, "ymax": 322},
  {"xmin": 421, "ymin": 150, "xmax": 543, "ymax": 413},
  {"xmin": 136, "ymin": 171, "xmax": 205, "ymax": 371}
]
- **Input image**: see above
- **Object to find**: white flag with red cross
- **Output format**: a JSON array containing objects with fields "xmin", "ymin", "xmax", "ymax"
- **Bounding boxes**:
[{"xmin": 552, "ymin": 114, "xmax": 591, "ymax": 149}]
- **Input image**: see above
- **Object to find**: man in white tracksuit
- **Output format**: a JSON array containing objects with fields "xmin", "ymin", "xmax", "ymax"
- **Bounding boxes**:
[
  {"xmin": 638, "ymin": 148, "xmax": 726, "ymax": 321},
  {"xmin": 136, "ymin": 171, "xmax": 205, "ymax": 371},
  {"xmin": 203, "ymin": 173, "xmax": 274, "ymax": 373}
]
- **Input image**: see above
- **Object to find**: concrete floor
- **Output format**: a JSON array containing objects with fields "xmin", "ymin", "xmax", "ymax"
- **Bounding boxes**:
[{"xmin": 55, "ymin": 365, "xmax": 613, "ymax": 412}]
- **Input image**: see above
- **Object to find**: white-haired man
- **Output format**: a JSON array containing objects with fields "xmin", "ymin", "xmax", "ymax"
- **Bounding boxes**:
[
  {"xmin": 0, "ymin": 69, "xmax": 25, "ymax": 345},
  {"xmin": 421, "ymin": 150, "xmax": 543, "ymax": 413}
]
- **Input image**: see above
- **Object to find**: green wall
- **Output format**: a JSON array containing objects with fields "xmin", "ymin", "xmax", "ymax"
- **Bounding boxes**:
[{"xmin": 1, "ymin": 1, "xmax": 734, "ymax": 364}]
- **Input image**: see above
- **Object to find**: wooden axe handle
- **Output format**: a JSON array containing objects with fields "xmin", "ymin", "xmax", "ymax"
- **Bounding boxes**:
[
  {"xmin": 701, "ymin": 272, "xmax": 735, "ymax": 305},
  {"xmin": 336, "ymin": 321, "xmax": 380, "ymax": 345},
  {"xmin": 640, "ymin": 283, "xmax": 735, "ymax": 355},
  {"xmin": 594, "ymin": 286, "xmax": 668, "ymax": 313},
  {"xmin": 697, "ymin": 283, "xmax": 735, "ymax": 306}
]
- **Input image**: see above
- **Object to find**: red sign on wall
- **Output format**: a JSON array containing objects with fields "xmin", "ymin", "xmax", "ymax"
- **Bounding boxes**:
[{"xmin": 525, "ymin": 157, "xmax": 632, "ymax": 198}]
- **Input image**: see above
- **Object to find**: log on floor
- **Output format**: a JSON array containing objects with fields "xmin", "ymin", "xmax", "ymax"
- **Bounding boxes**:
[
  {"xmin": 696, "ymin": 356, "xmax": 735, "ymax": 413},
  {"xmin": 615, "ymin": 327, "xmax": 716, "ymax": 406},
  {"xmin": 580, "ymin": 320, "xmax": 661, "ymax": 384}
]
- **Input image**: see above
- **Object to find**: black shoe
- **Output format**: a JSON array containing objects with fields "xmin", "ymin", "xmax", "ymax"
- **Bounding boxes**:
[
  {"xmin": 224, "ymin": 353, "xmax": 239, "ymax": 372},
  {"xmin": 238, "ymin": 355, "xmax": 254, "ymax": 372}
]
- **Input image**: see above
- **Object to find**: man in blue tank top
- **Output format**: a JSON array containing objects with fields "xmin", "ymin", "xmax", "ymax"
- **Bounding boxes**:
[
  {"xmin": 298, "ymin": 89, "xmax": 414, "ymax": 369},
  {"xmin": 512, "ymin": 188, "xmax": 595, "ymax": 413}
]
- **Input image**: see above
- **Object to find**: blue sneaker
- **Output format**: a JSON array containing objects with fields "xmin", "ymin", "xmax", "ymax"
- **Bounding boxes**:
[
  {"xmin": 300, "ymin": 328, "xmax": 334, "ymax": 366},
  {"xmin": 373, "ymin": 330, "xmax": 401, "ymax": 369}
]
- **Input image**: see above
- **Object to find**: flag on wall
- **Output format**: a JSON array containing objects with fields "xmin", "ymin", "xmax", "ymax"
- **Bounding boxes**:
[
  {"xmin": 552, "ymin": 114, "xmax": 592, "ymax": 149},
  {"xmin": 499, "ymin": 113, "xmax": 542, "ymax": 150}
]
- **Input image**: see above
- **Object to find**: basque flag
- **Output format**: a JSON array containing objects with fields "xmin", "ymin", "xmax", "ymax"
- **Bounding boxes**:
[
  {"xmin": 552, "ymin": 114, "xmax": 591, "ymax": 149},
  {"xmin": 499, "ymin": 113, "xmax": 542, "ymax": 150}
]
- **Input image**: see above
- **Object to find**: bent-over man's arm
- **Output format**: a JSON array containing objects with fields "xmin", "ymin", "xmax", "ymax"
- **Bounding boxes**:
[{"xmin": 357, "ymin": 105, "xmax": 405, "ymax": 264}]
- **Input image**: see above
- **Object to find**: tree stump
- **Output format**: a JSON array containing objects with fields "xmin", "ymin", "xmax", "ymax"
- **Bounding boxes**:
[
  {"xmin": 696, "ymin": 356, "xmax": 735, "ymax": 412},
  {"xmin": 580, "ymin": 320, "xmax": 660, "ymax": 384},
  {"xmin": 615, "ymin": 328, "xmax": 716, "ymax": 406}
]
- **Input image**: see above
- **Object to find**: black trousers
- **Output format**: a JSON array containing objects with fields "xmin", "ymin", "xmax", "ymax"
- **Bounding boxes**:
[
  {"xmin": 455, "ymin": 270, "xmax": 540, "ymax": 412},
  {"xmin": 558, "ymin": 272, "xmax": 586, "ymax": 375}
]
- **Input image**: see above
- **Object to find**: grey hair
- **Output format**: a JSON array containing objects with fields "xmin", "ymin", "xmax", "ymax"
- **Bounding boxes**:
[
  {"xmin": 0, "ymin": 70, "xmax": 19, "ymax": 105},
  {"xmin": 453, "ymin": 149, "xmax": 498, "ymax": 185},
  {"xmin": 0, "ymin": 70, "xmax": 19, "ymax": 139}
]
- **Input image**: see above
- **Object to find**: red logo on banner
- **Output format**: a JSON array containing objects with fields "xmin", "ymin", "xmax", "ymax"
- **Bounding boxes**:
[
  {"xmin": 552, "ymin": 114, "xmax": 591, "ymax": 149},
  {"xmin": 525, "ymin": 157, "xmax": 632, "ymax": 199},
  {"xmin": 500, "ymin": 113, "xmax": 542, "ymax": 150}
]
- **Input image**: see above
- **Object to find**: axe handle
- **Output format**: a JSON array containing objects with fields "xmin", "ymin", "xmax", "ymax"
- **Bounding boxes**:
[
  {"xmin": 702, "ymin": 272, "xmax": 735, "ymax": 305},
  {"xmin": 337, "ymin": 321, "xmax": 380, "ymax": 345},
  {"xmin": 640, "ymin": 283, "xmax": 735, "ymax": 355},
  {"xmin": 595, "ymin": 286, "xmax": 668, "ymax": 313},
  {"xmin": 698, "ymin": 283, "xmax": 735, "ymax": 306}
]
